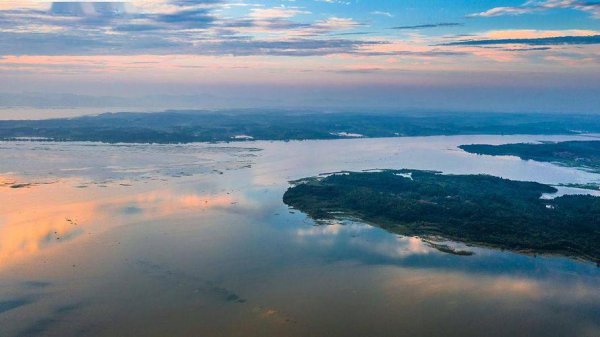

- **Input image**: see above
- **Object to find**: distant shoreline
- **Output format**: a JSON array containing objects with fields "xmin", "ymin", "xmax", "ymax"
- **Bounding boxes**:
[
  {"xmin": 2, "ymin": 110, "xmax": 600, "ymax": 144},
  {"xmin": 460, "ymin": 140, "xmax": 600, "ymax": 174}
]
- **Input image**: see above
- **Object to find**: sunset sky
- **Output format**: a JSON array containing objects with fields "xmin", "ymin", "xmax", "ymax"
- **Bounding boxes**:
[{"xmin": 1, "ymin": 0, "xmax": 599, "ymax": 114}]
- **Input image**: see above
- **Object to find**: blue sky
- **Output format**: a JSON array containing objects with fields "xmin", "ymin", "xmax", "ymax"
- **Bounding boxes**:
[{"xmin": 0, "ymin": 1, "xmax": 598, "ymax": 114}]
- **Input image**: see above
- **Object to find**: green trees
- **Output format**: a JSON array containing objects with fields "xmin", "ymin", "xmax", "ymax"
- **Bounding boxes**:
[
  {"xmin": 460, "ymin": 141, "xmax": 600, "ymax": 172},
  {"xmin": 284, "ymin": 170, "xmax": 600, "ymax": 262}
]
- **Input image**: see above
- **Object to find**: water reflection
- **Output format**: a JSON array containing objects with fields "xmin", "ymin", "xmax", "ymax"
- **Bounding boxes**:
[
  {"xmin": 0, "ymin": 176, "xmax": 249, "ymax": 268},
  {"xmin": 0, "ymin": 136, "xmax": 599, "ymax": 337}
]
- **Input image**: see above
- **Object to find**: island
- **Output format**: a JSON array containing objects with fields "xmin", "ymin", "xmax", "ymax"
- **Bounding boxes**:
[
  {"xmin": 283, "ymin": 170, "xmax": 600, "ymax": 263},
  {"xmin": 460, "ymin": 140, "xmax": 600, "ymax": 173}
]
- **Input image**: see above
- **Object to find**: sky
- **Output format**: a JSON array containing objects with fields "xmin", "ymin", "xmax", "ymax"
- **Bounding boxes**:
[{"xmin": 0, "ymin": 0, "xmax": 599, "ymax": 116}]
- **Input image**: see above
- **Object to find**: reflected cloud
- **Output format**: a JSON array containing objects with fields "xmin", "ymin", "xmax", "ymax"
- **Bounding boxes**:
[
  {"xmin": 387, "ymin": 272, "xmax": 542, "ymax": 299},
  {"xmin": 294, "ymin": 221, "xmax": 438, "ymax": 257},
  {"xmin": 381, "ymin": 267, "xmax": 600, "ymax": 306},
  {"xmin": 0, "ymin": 176, "xmax": 247, "ymax": 268}
]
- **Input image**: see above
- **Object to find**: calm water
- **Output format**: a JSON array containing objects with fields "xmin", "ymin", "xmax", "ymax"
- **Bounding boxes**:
[{"xmin": 0, "ymin": 135, "xmax": 599, "ymax": 337}]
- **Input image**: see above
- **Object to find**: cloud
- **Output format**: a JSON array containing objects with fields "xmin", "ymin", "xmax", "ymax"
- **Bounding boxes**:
[
  {"xmin": 501, "ymin": 47, "xmax": 552, "ymax": 51},
  {"xmin": 0, "ymin": 30, "xmax": 382, "ymax": 57},
  {"xmin": 0, "ymin": 1, "xmax": 48, "ymax": 10},
  {"xmin": 443, "ymin": 34, "xmax": 600, "ymax": 46},
  {"xmin": 315, "ymin": 0, "xmax": 351, "ymax": 4},
  {"xmin": 0, "ymin": 0, "xmax": 597, "ymax": 73},
  {"xmin": 370, "ymin": 11, "xmax": 393, "ymax": 18},
  {"xmin": 171, "ymin": 0, "xmax": 224, "ymax": 5},
  {"xmin": 361, "ymin": 49, "xmax": 468, "ymax": 57},
  {"xmin": 428, "ymin": 30, "xmax": 600, "ymax": 63},
  {"xmin": 155, "ymin": 7, "xmax": 215, "ymax": 28},
  {"xmin": 481, "ymin": 29, "xmax": 599, "ymax": 39},
  {"xmin": 49, "ymin": 2, "xmax": 127, "ymax": 16},
  {"xmin": 470, "ymin": 6, "xmax": 534, "ymax": 17},
  {"xmin": 204, "ymin": 38, "xmax": 383, "ymax": 56},
  {"xmin": 392, "ymin": 23, "xmax": 462, "ymax": 30},
  {"xmin": 0, "ymin": 2, "xmax": 375, "ymax": 57},
  {"xmin": 249, "ymin": 7, "xmax": 309, "ymax": 20},
  {"xmin": 470, "ymin": 0, "xmax": 600, "ymax": 18},
  {"xmin": 310, "ymin": 17, "xmax": 361, "ymax": 33}
]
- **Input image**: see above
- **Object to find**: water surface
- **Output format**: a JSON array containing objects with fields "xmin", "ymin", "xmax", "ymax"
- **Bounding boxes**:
[{"xmin": 0, "ymin": 135, "xmax": 599, "ymax": 337}]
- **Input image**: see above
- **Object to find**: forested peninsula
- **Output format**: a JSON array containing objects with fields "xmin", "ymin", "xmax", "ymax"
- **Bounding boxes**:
[{"xmin": 283, "ymin": 170, "xmax": 600, "ymax": 262}]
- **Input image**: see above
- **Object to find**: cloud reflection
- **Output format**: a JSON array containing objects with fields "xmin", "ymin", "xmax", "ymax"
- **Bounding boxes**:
[{"xmin": 0, "ymin": 176, "xmax": 244, "ymax": 268}]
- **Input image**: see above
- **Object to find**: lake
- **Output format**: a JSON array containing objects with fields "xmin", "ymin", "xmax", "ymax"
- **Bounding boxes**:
[{"xmin": 0, "ymin": 135, "xmax": 599, "ymax": 337}]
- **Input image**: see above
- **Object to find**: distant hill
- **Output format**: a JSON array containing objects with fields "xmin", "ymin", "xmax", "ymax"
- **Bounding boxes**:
[{"xmin": 2, "ymin": 110, "xmax": 600, "ymax": 143}]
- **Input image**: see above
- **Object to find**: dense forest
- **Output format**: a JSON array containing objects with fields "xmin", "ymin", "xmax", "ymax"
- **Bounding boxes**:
[
  {"xmin": 283, "ymin": 170, "xmax": 600, "ymax": 262},
  {"xmin": 3, "ymin": 110, "xmax": 600, "ymax": 143},
  {"xmin": 460, "ymin": 141, "xmax": 600, "ymax": 172}
]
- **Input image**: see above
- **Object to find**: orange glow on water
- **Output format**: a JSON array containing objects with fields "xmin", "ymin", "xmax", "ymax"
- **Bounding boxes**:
[{"xmin": 0, "ymin": 175, "xmax": 239, "ymax": 268}]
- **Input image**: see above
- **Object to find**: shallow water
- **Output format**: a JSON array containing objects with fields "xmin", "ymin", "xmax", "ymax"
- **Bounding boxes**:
[{"xmin": 0, "ymin": 135, "xmax": 599, "ymax": 337}]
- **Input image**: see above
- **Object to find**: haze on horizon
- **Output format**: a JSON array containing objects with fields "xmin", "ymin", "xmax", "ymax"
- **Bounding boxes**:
[{"xmin": 0, "ymin": 0, "xmax": 599, "ymax": 118}]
